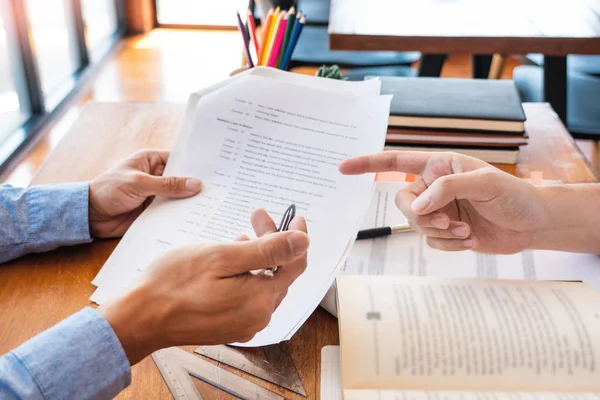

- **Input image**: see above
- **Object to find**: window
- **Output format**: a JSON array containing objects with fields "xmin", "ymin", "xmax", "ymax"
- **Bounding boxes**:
[
  {"xmin": 156, "ymin": 0, "xmax": 249, "ymax": 27},
  {"xmin": 0, "ymin": 3, "xmax": 30, "ymax": 143},
  {"xmin": 0, "ymin": 0, "xmax": 123, "ymax": 173},
  {"xmin": 82, "ymin": 0, "xmax": 118, "ymax": 60},
  {"xmin": 25, "ymin": 0, "xmax": 80, "ymax": 103}
]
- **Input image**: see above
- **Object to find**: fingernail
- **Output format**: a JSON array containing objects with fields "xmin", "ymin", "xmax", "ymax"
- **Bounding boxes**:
[
  {"xmin": 412, "ymin": 195, "xmax": 430, "ymax": 213},
  {"xmin": 287, "ymin": 232, "xmax": 309, "ymax": 256},
  {"xmin": 185, "ymin": 179, "xmax": 203, "ymax": 192},
  {"xmin": 462, "ymin": 239, "xmax": 474, "ymax": 248},
  {"xmin": 431, "ymin": 216, "xmax": 447, "ymax": 229},
  {"xmin": 451, "ymin": 226, "xmax": 469, "ymax": 238}
]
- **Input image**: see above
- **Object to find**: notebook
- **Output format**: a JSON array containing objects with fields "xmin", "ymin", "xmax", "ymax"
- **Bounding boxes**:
[{"xmin": 375, "ymin": 77, "xmax": 526, "ymax": 133}]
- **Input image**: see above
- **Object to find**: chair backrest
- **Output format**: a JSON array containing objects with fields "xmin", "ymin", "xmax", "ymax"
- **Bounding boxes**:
[{"xmin": 297, "ymin": 0, "xmax": 330, "ymax": 26}]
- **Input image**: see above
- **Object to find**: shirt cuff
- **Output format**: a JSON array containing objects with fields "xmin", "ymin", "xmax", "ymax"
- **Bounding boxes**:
[
  {"xmin": 12, "ymin": 307, "xmax": 131, "ymax": 399},
  {"xmin": 27, "ymin": 182, "xmax": 92, "ymax": 246}
]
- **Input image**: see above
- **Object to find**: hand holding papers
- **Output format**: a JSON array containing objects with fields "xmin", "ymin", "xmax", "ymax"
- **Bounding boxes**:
[{"xmin": 91, "ymin": 67, "xmax": 392, "ymax": 347}]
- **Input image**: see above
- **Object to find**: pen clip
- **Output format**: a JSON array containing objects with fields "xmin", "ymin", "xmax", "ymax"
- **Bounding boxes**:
[
  {"xmin": 277, "ymin": 204, "xmax": 296, "ymax": 232},
  {"xmin": 264, "ymin": 204, "xmax": 296, "ymax": 277}
]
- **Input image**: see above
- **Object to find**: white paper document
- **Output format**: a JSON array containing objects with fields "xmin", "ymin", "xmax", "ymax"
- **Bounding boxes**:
[
  {"xmin": 91, "ymin": 68, "xmax": 392, "ymax": 346},
  {"xmin": 321, "ymin": 182, "xmax": 600, "ymax": 316}
]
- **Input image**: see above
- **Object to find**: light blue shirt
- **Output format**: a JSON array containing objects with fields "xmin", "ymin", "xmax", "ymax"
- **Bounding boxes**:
[{"xmin": 0, "ymin": 183, "xmax": 132, "ymax": 399}]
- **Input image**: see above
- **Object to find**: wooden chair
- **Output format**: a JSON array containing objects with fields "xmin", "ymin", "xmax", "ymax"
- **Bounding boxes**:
[{"xmin": 488, "ymin": 54, "xmax": 507, "ymax": 79}]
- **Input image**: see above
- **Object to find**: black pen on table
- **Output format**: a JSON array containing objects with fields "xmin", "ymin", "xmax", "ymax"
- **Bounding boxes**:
[
  {"xmin": 264, "ymin": 203, "xmax": 296, "ymax": 277},
  {"xmin": 356, "ymin": 224, "xmax": 413, "ymax": 240}
]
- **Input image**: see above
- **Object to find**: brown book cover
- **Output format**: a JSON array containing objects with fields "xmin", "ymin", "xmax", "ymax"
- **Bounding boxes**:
[{"xmin": 386, "ymin": 127, "xmax": 528, "ymax": 148}]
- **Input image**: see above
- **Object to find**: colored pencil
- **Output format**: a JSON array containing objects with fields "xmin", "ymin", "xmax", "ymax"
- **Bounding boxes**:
[
  {"xmin": 278, "ymin": 10, "xmax": 298, "ymax": 69},
  {"xmin": 236, "ymin": 10, "xmax": 254, "ymax": 68},
  {"xmin": 268, "ymin": 14, "xmax": 288, "ymax": 67},
  {"xmin": 258, "ymin": 8, "xmax": 274, "ymax": 65},
  {"xmin": 247, "ymin": 9, "xmax": 260, "ymax": 57},
  {"xmin": 280, "ymin": 16, "xmax": 305, "ymax": 71},
  {"xmin": 263, "ymin": 10, "xmax": 283, "ymax": 66}
]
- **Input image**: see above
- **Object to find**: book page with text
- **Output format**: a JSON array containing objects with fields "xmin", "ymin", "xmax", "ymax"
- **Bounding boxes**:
[{"xmin": 338, "ymin": 276, "xmax": 600, "ymax": 392}]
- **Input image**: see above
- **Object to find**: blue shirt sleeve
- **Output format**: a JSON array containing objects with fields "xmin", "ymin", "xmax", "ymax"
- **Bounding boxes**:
[
  {"xmin": 0, "ymin": 183, "xmax": 93, "ymax": 264},
  {"xmin": 0, "ymin": 307, "xmax": 131, "ymax": 399}
]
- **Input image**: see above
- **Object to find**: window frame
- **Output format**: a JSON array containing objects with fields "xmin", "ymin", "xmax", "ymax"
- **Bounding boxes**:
[{"xmin": 0, "ymin": 0, "xmax": 126, "ymax": 176}]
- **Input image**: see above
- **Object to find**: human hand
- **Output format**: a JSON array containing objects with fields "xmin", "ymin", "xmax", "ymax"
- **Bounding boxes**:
[
  {"xmin": 339, "ymin": 151, "xmax": 547, "ymax": 254},
  {"xmin": 89, "ymin": 149, "xmax": 203, "ymax": 238},
  {"xmin": 98, "ymin": 210, "xmax": 309, "ymax": 365}
]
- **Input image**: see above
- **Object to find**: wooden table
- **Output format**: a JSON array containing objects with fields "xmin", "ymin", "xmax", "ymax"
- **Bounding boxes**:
[
  {"xmin": 0, "ymin": 102, "xmax": 595, "ymax": 399},
  {"xmin": 328, "ymin": 0, "xmax": 600, "ymax": 123}
]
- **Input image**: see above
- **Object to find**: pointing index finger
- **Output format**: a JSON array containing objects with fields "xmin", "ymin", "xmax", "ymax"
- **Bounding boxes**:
[{"xmin": 338, "ymin": 151, "xmax": 433, "ymax": 175}]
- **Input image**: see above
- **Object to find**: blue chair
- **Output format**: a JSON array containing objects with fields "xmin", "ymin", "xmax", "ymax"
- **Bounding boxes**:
[
  {"xmin": 251, "ymin": 0, "xmax": 421, "ymax": 79},
  {"xmin": 289, "ymin": 26, "xmax": 421, "ymax": 79},
  {"xmin": 525, "ymin": 54, "xmax": 600, "ymax": 76},
  {"xmin": 513, "ymin": 65, "xmax": 600, "ymax": 138},
  {"xmin": 296, "ymin": 0, "xmax": 329, "ymax": 25},
  {"xmin": 289, "ymin": 25, "xmax": 421, "ymax": 69}
]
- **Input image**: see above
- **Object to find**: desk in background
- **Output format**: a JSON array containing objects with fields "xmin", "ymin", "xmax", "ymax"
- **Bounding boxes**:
[
  {"xmin": 0, "ymin": 102, "xmax": 595, "ymax": 399},
  {"xmin": 328, "ymin": 0, "xmax": 600, "ymax": 125}
]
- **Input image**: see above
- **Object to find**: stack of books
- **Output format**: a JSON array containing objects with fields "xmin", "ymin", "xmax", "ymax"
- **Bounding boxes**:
[{"xmin": 376, "ymin": 77, "xmax": 528, "ymax": 164}]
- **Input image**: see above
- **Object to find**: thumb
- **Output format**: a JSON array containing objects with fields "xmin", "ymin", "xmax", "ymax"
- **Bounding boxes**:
[
  {"xmin": 218, "ymin": 231, "xmax": 309, "ymax": 277},
  {"xmin": 137, "ymin": 175, "xmax": 203, "ymax": 198},
  {"xmin": 411, "ymin": 168, "xmax": 500, "ymax": 215}
]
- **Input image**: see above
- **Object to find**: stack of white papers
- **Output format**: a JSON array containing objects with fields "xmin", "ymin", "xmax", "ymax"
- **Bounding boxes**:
[
  {"xmin": 91, "ymin": 67, "xmax": 392, "ymax": 346},
  {"xmin": 321, "ymin": 182, "xmax": 600, "ymax": 316}
]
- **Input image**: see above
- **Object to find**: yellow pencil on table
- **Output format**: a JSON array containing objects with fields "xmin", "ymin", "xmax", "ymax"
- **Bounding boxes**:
[
  {"xmin": 258, "ymin": 8, "xmax": 274, "ymax": 65},
  {"xmin": 263, "ymin": 10, "xmax": 283, "ymax": 66}
]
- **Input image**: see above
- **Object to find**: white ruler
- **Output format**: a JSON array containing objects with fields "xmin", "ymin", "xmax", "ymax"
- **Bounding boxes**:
[{"xmin": 152, "ymin": 347, "xmax": 285, "ymax": 400}]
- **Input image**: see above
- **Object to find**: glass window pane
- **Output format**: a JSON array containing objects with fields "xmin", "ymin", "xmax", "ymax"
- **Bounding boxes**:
[
  {"xmin": 25, "ymin": 0, "xmax": 80, "ymax": 99},
  {"xmin": 82, "ymin": 0, "xmax": 118, "ymax": 54},
  {"xmin": 157, "ymin": 0, "xmax": 249, "ymax": 26},
  {"xmin": 0, "ymin": 3, "xmax": 31, "ymax": 142}
]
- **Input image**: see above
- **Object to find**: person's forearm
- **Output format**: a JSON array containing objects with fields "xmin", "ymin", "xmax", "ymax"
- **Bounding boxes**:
[
  {"xmin": 0, "ymin": 308, "xmax": 131, "ymax": 399},
  {"xmin": 0, "ymin": 183, "xmax": 92, "ymax": 264},
  {"xmin": 99, "ymin": 284, "xmax": 169, "ymax": 366},
  {"xmin": 531, "ymin": 184, "xmax": 600, "ymax": 254}
]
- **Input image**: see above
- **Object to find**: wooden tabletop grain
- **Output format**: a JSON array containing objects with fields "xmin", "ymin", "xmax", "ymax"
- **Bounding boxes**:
[
  {"xmin": 0, "ymin": 102, "xmax": 594, "ymax": 399},
  {"xmin": 328, "ymin": 0, "xmax": 600, "ymax": 54}
]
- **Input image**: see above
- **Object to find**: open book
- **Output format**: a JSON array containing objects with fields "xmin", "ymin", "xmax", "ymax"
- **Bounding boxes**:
[{"xmin": 336, "ymin": 275, "xmax": 600, "ymax": 399}]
